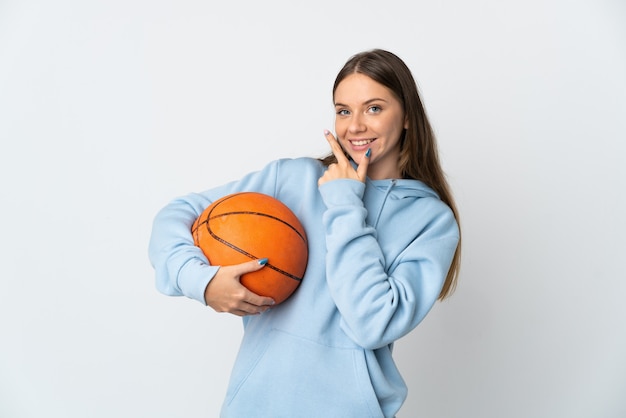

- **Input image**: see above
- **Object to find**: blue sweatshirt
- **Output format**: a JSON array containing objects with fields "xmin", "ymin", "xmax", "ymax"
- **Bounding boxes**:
[{"xmin": 148, "ymin": 157, "xmax": 459, "ymax": 418}]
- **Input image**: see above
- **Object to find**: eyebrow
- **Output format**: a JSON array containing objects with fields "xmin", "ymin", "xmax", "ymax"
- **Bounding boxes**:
[{"xmin": 334, "ymin": 97, "xmax": 389, "ymax": 107}]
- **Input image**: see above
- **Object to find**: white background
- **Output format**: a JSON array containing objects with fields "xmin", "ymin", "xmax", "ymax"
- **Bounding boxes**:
[{"xmin": 1, "ymin": 0, "xmax": 625, "ymax": 417}]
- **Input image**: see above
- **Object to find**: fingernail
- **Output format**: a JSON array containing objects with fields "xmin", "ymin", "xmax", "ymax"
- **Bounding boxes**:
[
  {"xmin": 365, "ymin": 148, "xmax": 371, "ymax": 158},
  {"xmin": 257, "ymin": 258, "xmax": 269, "ymax": 266},
  {"xmin": 323, "ymin": 129, "xmax": 330, "ymax": 135}
]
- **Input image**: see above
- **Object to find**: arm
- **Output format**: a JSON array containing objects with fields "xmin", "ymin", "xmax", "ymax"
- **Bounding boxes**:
[
  {"xmin": 317, "ymin": 130, "xmax": 459, "ymax": 349},
  {"xmin": 147, "ymin": 161, "xmax": 281, "ymax": 312},
  {"xmin": 320, "ymin": 179, "xmax": 459, "ymax": 350}
]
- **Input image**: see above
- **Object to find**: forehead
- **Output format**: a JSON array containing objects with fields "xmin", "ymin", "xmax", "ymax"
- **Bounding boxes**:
[{"xmin": 334, "ymin": 73, "xmax": 397, "ymax": 104}]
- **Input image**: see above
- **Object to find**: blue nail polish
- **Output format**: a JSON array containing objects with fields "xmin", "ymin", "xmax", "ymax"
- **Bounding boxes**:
[
  {"xmin": 365, "ymin": 148, "xmax": 371, "ymax": 158},
  {"xmin": 258, "ymin": 258, "xmax": 269, "ymax": 266}
]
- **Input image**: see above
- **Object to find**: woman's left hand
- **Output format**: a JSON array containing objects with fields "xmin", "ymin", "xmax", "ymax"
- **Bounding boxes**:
[{"xmin": 318, "ymin": 130, "xmax": 370, "ymax": 186}]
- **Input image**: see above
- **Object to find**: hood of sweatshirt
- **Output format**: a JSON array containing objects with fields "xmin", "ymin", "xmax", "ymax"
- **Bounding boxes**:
[
  {"xmin": 369, "ymin": 178, "xmax": 439, "ymax": 199},
  {"xmin": 366, "ymin": 177, "xmax": 440, "ymax": 228}
]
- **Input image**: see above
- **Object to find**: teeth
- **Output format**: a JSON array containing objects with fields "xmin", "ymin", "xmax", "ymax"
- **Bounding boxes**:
[{"xmin": 352, "ymin": 139, "xmax": 373, "ymax": 146}]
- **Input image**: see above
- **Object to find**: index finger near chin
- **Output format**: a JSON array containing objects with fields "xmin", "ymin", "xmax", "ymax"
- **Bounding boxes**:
[{"xmin": 324, "ymin": 130, "xmax": 349, "ymax": 164}]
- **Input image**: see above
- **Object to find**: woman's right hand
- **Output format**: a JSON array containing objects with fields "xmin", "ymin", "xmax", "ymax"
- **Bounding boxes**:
[{"xmin": 204, "ymin": 259, "xmax": 275, "ymax": 316}]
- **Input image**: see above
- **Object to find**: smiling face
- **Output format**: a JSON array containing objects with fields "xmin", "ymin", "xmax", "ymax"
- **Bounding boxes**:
[{"xmin": 333, "ymin": 73, "xmax": 407, "ymax": 180}]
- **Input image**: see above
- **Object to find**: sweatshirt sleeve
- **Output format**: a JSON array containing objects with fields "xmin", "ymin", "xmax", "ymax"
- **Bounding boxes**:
[
  {"xmin": 319, "ymin": 179, "xmax": 459, "ymax": 350},
  {"xmin": 147, "ymin": 161, "xmax": 280, "ymax": 304}
]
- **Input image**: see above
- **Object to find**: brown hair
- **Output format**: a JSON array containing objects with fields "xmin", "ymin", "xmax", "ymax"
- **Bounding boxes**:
[{"xmin": 321, "ymin": 49, "xmax": 461, "ymax": 300}]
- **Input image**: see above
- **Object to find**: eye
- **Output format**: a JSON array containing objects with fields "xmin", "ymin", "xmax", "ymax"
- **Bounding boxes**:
[
  {"xmin": 368, "ymin": 105, "xmax": 382, "ymax": 114},
  {"xmin": 336, "ymin": 109, "xmax": 350, "ymax": 116}
]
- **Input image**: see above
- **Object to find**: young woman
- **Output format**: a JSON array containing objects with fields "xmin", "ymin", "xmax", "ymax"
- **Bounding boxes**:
[{"xmin": 149, "ymin": 49, "xmax": 461, "ymax": 417}]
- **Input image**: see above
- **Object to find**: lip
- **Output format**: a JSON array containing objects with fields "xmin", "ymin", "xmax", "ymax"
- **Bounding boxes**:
[{"xmin": 348, "ymin": 138, "xmax": 376, "ymax": 151}]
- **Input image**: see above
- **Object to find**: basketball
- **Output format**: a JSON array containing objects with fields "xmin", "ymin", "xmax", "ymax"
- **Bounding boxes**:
[{"xmin": 191, "ymin": 192, "xmax": 308, "ymax": 304}]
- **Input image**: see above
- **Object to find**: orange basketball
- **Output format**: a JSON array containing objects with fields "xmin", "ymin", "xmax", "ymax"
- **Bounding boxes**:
[{"xmin": 191, "ymin": 192, "xmax": 308, "ymax": 304}]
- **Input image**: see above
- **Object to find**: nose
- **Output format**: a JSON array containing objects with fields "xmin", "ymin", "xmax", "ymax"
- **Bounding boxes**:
[{"xmin": 348, "ymin": 113, "xmax": 366, "ymax": 133}]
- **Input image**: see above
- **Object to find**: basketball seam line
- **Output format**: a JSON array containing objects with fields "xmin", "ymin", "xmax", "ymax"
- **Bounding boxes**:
[
  {"xmin": 208, "ymin": 211, "xmax": 307, "ymax": 243},
  {"xmin": 198, "ymin": 214, "xmax": 305, "ymax": 282}
]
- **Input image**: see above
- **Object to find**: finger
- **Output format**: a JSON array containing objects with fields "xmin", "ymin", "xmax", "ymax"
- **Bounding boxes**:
[
  {"xmin": 233, "ymin": 259, "xmax": 275, "ymax": 307},
  {"xmin": 230, "ymin": 304, "xmax": 267, "ymax": 317},
  {"xmin": 244, "ymin": 290, "xmax": 275, "ymax": 308},
  {"xmin": 235, "ymin": 297, "xmax": 273, "ymax": 315},
  {"xmin": 230, "ymin": 258, "xmax": 269, "ymax": 277},
  {"xmin": 323, "ymin": 130, "xmax": 349, "ymax": 164},
  {"xmin": 356, "ymin": 147, "xmax": 371, "ymax": 181}
]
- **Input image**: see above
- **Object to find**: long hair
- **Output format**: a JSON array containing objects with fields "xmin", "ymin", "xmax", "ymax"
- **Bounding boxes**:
[{"xmin": 321, "ymin": 49, "xmax": 461, "ymax": 300}]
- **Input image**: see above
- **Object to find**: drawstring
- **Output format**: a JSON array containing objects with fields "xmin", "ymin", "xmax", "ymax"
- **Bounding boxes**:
[{"xmin": 373, "ymin": 179, "xmax": 396, "ymax": 228}]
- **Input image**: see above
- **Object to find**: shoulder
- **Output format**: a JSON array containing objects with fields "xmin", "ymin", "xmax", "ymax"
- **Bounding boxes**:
[
  {"xmin": 274, "ymin": 157, "xmax": 324, "ymax": 171},
  {"xmin": 272, "ymin": 157, "xmax": 326, "ymax": 179},
  {"xmin": 238, "ymin": 157, "xmax": 323, "ymax": 185},
  {"xmin": 260, "ymin": 157, "xmax": 325, "ymax": 195}
]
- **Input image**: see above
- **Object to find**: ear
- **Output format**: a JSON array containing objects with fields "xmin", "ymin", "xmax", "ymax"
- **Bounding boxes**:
[{"xmin": 404, "ymin": 115, "xmax": 409, "ymax": 129}]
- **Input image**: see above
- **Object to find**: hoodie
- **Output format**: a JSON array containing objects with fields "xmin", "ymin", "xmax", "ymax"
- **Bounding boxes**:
[{"xmin": 148, "ymin": 157, "xmax": 459, "ymax": 418}]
